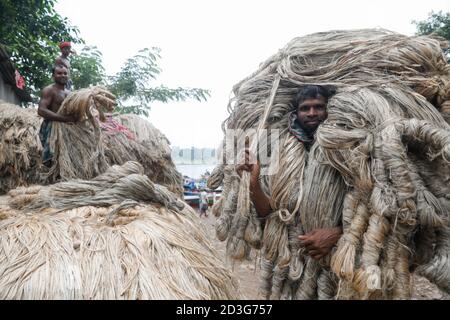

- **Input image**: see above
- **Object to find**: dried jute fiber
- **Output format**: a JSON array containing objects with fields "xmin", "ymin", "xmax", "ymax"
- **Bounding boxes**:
[{"xmin": 0, "ymin": 162, "xmax": 240, "ymax": 300}]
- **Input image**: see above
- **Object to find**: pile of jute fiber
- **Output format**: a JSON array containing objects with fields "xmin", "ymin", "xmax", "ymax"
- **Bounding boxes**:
[
  {"xmin": 209, "ymin": 29, "xmax": 450, "ymax": 300},
  {"xmin": 0, "ymin": 162, "xmax": 240, "ymax": 299},
  {"xmin": 108, "ymin": 113, "xmax": 183, "ymax": 196},
  {"xmin": 0, "ymin": 102, "xmax": 43, "ymax": 193}
]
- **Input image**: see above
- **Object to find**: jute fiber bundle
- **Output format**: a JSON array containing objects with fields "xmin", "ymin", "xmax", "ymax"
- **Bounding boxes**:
[
  {"xmin": 48, "ymin": 86, "xmax": 183, "ymax": 195},
  {"xmin": 0, "ymin": 162, "xmax": 240, "ymax": 299},
  {"xmin": 114, "ymin": 114, "xmax": 183, "ymax": 196},
  {"xmin": 209, "ymin": 29, "xmax": 450, "ymax": 300},
  {"xmin": 47, "ymin": 86, "xmax": 117, "ymax": 182},
  {"xmin": 0, "ymin": 102, "xmax": 43, "ymax": 193}
]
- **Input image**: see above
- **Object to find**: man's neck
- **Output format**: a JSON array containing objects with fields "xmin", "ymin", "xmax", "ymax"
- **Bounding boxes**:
[{"xmin": 54, "ymin": 83, "xmax": 66, "ymax": 90}]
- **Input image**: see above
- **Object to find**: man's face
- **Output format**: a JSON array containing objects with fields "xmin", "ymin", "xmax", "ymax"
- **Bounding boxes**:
[
  {"xmin": 53, "ymin": 67, "xmax": 69, "ymax": 85},
  {"xmin": 296, "ymin": 96, "xmax": 328, "ymax": 132},
  {"xmin": 61, "ymin": 46, "xmax": 71, "ymax": 57}
]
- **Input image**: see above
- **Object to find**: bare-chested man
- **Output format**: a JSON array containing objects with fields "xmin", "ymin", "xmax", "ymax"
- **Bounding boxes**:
[
  {"xmin": 37, "ymin": 65, "xmax": 76, "ymax": 166},
  {"xmin": 55, "ymin": 41, "xmax": 73, "ymax": 90}
]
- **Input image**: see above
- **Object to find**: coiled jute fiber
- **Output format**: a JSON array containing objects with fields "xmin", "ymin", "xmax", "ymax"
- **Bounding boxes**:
[
  {"xmin": 209, "ymin": 29, "xmax": 450, "ymax": 300},
  {"xmin": 0, "ymin": 162, "xmax": 240, "ymax": 299}
]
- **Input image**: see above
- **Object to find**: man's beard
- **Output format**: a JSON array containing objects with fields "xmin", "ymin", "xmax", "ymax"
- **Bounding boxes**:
[
  {"xmin": 55, "ymin": 79, "xmax": 68, "ymax": 85},
  {"xmin": 298, "ymin": 120, "xmax": 322, "ymax": 134}
]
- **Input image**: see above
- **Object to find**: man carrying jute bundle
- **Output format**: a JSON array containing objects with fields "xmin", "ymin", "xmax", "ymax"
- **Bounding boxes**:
[
  {"xmin": 37, "ymin": 65, "xmax": 76, "ymax": 166},
  {"xmin": 237, "ymin": 85, "xmax": 342, "ymax": 261},
  {"xmin": 218, "ymin": 30, "xmax": 450, "ymax": 300}
]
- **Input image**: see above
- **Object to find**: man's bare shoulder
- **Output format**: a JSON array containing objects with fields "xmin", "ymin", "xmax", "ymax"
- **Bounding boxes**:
[{"xmin": 42, "ymin": 84, "xmax": 57, "ymax": 95}]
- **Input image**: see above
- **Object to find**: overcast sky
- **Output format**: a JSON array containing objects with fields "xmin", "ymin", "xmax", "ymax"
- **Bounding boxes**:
[{"xmin": 55, "ymin": 0, "xmax": 450, "ymax": 149}]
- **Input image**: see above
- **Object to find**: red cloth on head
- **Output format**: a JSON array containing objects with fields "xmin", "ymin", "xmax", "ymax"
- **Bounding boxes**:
[
  {"xmin": 59, "ymin": 41, "xmax": 71, "ymax": 49},
  {"xmin": 15, "ymin": 70, "xmax": 25, "ymax": 89}
]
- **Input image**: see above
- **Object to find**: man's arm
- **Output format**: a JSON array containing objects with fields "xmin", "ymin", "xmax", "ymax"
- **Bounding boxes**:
[
  {"xmin": 236, "ymin": 149, "xmax": 272, "ymax": 218},
  {"xmin": 249, "ymin": 173, "xmax": 272, "ymax": 218},
  {"xmin": 37, "ymin": 87, "xmax": 73, "ymax": 122},
  {"xmin": 237, "ymin": 150, "xmax": 342, "ymax": 259}
]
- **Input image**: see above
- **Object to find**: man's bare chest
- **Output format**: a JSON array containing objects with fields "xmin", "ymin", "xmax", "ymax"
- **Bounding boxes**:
[{"xmin": 50, "ymin": 90, "xmax": 69, "ymax": 112}]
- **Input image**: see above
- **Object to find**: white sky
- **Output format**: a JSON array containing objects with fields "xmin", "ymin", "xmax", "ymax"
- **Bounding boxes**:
[{"xmin": 55, "ymin": 0, "xmax": 450, "ymax": 149}]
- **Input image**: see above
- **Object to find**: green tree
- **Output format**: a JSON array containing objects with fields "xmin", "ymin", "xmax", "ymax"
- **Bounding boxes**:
[
  {"xmin": 0, "ymin": 1, "xmax": 209, "ymax": 112},
  {"xmin": 71, "ymin": 46, "xmax": 105, "ymax": 90},
  {"xmin": 107, "ymin": 48, "xmax": 210, "ymax": 116},
  {"xmin": 413, "ymin": 11, "xmax": 450, "ymax": 56},
  {"xmin": 0, "ymin": 0, "xmax": 82, "ymax": 97}
]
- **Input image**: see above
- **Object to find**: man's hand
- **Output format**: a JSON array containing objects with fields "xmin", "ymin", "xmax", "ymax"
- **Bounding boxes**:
[
  {"xmin": 62, "ymin": 114, "xmax": 77, "ymax": 123},
  {"xmin": 235, "ymin": 149, "xmax": 272, "ymax": 218},
  {"xmin": 298, "ymin": 227, "xmax": 343, "ymax": 261},
  {"xmin": 236, "ymin": 149, "xmax": 260, "ymax": 186}
]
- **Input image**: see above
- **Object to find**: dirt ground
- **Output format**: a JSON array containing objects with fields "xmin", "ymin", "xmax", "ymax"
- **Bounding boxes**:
[{"xmin": 198, "ymin": 210, "xmax": 449, "ymax": 300}]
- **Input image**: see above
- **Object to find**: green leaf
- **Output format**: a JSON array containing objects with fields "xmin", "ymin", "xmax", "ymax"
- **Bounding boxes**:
[{"xmin": 413, "ymin": 11, "xmax": 450, "ymax": 58}]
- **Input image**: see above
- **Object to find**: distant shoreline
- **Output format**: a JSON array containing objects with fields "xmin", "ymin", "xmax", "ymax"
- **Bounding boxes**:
[
  {"xmin": 176, "ymin": 164, "xmax": 216, "ymax": 179},
  {"xmin": 174, "ymin": 163, "xmax": 217, "ymax": 165}
]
